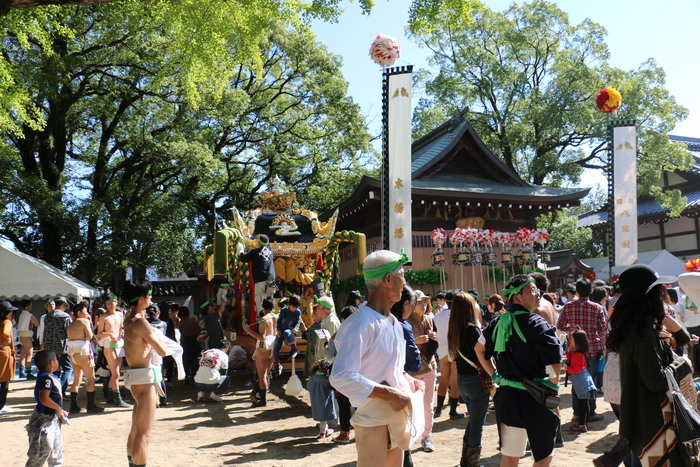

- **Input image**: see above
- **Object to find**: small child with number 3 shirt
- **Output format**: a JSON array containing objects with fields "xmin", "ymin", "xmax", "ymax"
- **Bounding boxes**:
[{"xmin": 26, "ymin": 350, "xmax": 69, "ymax": 467}]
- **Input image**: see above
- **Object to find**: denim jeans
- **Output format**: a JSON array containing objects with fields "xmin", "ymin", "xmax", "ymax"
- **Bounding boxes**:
[
  {"xmin": 196, "ymin": 375, "xmax": 231, "ymax": 395},
  {"xmin": 585, "ymin": 354, "xmax": 601, "ymax": 415},
  {"xmin": 457, "ymin": 373, "xmax": 490, "ymax": 446},
  {"xmin": 630, "ymin": 450, "xmax": 642, "ymax": 467},
  {"xmin": 273, "ymin": 329, "xmax": 296, "ymax": 363},
  {"xmin": 54, "ymin": 353, "xmax": 73, "ymax": 395}
]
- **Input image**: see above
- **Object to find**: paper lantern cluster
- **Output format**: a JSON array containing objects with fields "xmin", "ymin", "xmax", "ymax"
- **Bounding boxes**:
[{"xmin": 431, "ymin": 227, "xmax": 549, "ymax": 267}]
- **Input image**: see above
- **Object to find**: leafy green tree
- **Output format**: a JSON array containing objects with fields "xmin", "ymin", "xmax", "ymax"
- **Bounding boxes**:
[
  {"xmin": 0, "ymin": 6, "xmax": 374, "ymax": 290},
  {"xmin": 0, "ymin": 0, "xmax": 479, "ymax": 133},
  {"xmin": 411, "ymin": 0, "xmax": 691, "ymax": 214},
  {"xmin": 186, "ymin": 27, "xmax": 374, "ymax": 235},
  {"xmin": 537, "ymin": 210, "xmax": 600, "ymax": 258}
]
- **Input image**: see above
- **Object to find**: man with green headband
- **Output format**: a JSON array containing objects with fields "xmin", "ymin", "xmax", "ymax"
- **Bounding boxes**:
[
  {"xmin": 97, "ymin": 292, "xmax": 129, "ymax": 407},
  {"xmin": 239, "ymin": 234, "xmax": 276, "ymax": 314},
  {"xmin": 330, "ymin": 249, "xmax": 425, "ymax": 466},
  {"xmin": 474, "ymin": 274, "xmax": 562, "ymax": 467},
  {"xmin": 123, "ymin": 279, "xmax": 167, "ymax": 467},
  {"xmin": 312, "ymin": 294, "xmax": 340, "ymax": 367}
]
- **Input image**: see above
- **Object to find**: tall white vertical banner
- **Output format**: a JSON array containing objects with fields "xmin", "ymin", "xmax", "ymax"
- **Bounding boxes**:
[
  {"xmin": 613, "ymin": 125, "xmax": 638, "ymax": 266},
  {"xmin": 387, "ymin": 71, "xmax": 413, "ymax": 260}
]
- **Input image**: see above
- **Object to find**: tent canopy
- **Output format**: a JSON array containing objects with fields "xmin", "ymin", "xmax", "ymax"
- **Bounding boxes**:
[
  {"xmin": 0, "ymin": 245, "xmax": 100, "ymax": 300},
  {"xmin": 580, "ymin": 249, "xmax": 687, "ymax": 282}
]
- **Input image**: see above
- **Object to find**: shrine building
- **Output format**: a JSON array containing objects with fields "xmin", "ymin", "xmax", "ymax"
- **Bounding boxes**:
[{"xmin": 330, "ymin": 113, "xmax": 590, "ymax": 292}]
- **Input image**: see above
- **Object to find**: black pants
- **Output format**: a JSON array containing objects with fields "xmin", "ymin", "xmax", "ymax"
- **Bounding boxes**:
[
  {"xmin": 336, "ymin": 392, "xmax": 352, "ymax": 432},
  {"xmin": 687, "ymin": 326, "xmax": 700, "ymax": 375},
  {"xmin": 573, "ymin": 392, "xmax": 591, "ymax": 425},
  {"xmin": 163, "ymin": 356, "xmax": 175, "ymax": 383},
  {"xmin": 182, "ymin": 337, "xmax": 200, "ymax": 380},
  {"xmin": 0, "ymin": 381, "xmax": 8, "ymax": 409}
]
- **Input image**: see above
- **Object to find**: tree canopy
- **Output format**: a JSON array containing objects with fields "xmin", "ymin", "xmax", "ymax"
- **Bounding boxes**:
[
  {"xmin": 411, "ymin": 0, "xmax": 692, "ymax": 215},
  {"xmin": 0, "ymin": 4, "xmax": 376, "ymax": 289}
]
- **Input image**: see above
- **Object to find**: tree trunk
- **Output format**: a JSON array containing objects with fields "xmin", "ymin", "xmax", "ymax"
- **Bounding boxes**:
[
  {"xmin": 84, "ymin": 213, "xmax": 98, "ymax": 284},
  {"xmin": 38, "ymin": 216, "xmax": 64, "ymax": 270}
]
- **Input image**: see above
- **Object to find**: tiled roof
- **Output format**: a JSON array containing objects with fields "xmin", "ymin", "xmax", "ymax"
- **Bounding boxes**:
[
  {"xmin": 413, "ymin": 174, "xmax": 587, "ymax": 201},
  {"xmin": 579, "ymin": 135, "xmax": 700, "ymax": 228},
  {"xmin": 578, "ymin": 188, "xmax": 700, "ymax": 228},
  {"xmin": 411, "ymin": 120, "xmax": 469, "ymax": 173}
]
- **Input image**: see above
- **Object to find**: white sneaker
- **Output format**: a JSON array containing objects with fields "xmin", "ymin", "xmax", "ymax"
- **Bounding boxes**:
[
  {"xmin": 210, "ymin": 393, "xmax": 223, "ymax": 403},
  {"xmin": 196, "ymin": 391, "xmax": 205, "ymax": 402},
  {"xmin": 0, "ymin": 407, "xmax": 13, "ymax": 415}
]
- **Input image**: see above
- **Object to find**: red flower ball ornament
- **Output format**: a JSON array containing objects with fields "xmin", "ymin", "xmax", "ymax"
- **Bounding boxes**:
[
  {"xmin": 596, "ymin": 87, "xmax": 622, "ymax": 113},
  {"xmin": 369, "ymin": 34, "xmax": 401, "ymax": 67}
]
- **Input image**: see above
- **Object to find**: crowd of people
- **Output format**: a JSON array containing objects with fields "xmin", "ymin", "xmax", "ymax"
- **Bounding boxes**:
[
  {"xmin": 2, "ymin": 246, "xmax": 700, "ymax": 466},
  {"xmin": 326, "ymin": 253, "xmax": 700, "ymax": 467}
]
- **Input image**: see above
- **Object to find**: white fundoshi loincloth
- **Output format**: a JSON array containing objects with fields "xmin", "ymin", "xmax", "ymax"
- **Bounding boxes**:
[
  {"xmin": 99, "ymin": 337, "xmax": 125, "ymax": 358},
  {"xmin": 66, "ymin": 340, "xmax": 91, "ymax": 365},
  {"xmin": 124, "ymin": 367, "xmax": 165, "ymax": 397}
]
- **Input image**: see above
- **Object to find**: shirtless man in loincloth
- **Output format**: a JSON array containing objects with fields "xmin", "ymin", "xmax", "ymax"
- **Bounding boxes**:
[
  {"xmin": 242, "ymin": 297, "xmax": 277, "ymax": 407},
  {"xmin": 122, "ymin": 279, "xmax": 167, "ymax": 467},
  {"xmin": 66, "ymin": 302, "xmax": 104, "ymax": 414},
  {"xmin": 97, "ymin": 293, "xmax": 129, "ymax": 407},
  {"xmin": 17, "ymin": 299, "xmax": 39, "ymax": 379}
]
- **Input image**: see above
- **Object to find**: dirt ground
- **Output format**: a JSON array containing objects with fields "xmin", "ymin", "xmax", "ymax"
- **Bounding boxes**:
[{"xmin": 1, "ymin": 371, "xmax": 621, "ymax": 467}]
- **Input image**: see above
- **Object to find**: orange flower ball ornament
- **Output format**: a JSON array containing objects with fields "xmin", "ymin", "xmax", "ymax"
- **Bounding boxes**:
[
  {"xmin": 596, "ymin": 87, "xmax": 622, "ymax": 113},
  {"xmin": 685, "ymin": 258, "xmax": 700, "ymax": 273}
]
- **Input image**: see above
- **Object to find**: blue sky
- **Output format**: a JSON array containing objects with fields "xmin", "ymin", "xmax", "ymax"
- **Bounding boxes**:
[{"xmin": 312, "ymin": 0, "xmax": 700, "ymax": 173}]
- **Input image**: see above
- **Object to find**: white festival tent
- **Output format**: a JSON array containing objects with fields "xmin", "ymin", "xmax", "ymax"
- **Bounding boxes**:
[
  {"xmin": 0, "ymin": 245, "xmax": 100, "ymax": 300},
  {"xmin": 580, "ymin": 249, "xmax": 687, "ymax": 282}
]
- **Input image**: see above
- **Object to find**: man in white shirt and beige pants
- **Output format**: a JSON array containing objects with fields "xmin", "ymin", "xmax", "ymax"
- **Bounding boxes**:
[{"xmin": 330, "ymin": 249, "xmax": 425, "ymax": 466}]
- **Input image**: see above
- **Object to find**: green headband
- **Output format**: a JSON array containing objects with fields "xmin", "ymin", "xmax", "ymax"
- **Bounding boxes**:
[
  {"xmin": 222, "ymin": 283, "xmax": 232, "ymax": 287},
  {"xmin": 503, "ymin": 280, "xmax": 535, "ymax": 299},
  {"xmin": 129, "ymin": 290, "xmax": 152, "ymax": 304},
  {"xmin": 315, "ymin": 295, "xmax": 333, "ymax": 310},
  {"xmin": 106, "ymin": 298, "xmax": 118, "ymax": 302},
  {"xmin": 45, "ymin": 299, "xmax": 54, "ymax": 307},
  {"xmin": 363, "ymin": 249, "xmax": 409, "ymax": 281},
  {"xmin": 352, "ymin": 289, "xmax": 366, "ymax": 299},
  {"xmin": 258, "ymin": 237, "xmax": 268, "ymax": 246},
  {"xmin": 199, "ymin": 300, "xmax": 210, "ymax": 309}
]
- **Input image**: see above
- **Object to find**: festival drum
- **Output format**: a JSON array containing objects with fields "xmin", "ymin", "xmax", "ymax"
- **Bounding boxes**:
[
  {"xmin": 486, "ymin": 250, "xmax": 497, "ymax": 263},
  {"xmin": 521, "ymin": 249, "xmax": 532, "ymax": 263},
  {"xmin": 501, "ymin": 251, "xmax": 513, "ymax": 265},
  {"xmin": 472, "ymin": 250, "xmax": 483, "ymax": 264},
  {"xmin": 432, "ymin": 248, "xmax": 445, "ymax": 267},
  {"xmin": 457, "ymin": 248, "xmax": 471, "ymax": 265}
]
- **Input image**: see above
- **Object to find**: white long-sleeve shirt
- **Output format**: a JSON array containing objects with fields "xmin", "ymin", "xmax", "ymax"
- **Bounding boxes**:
[
  {"xmin": 329, "ymin": 304, "xmax": 408, "ymax": 409},
  {"xmin": 38, "ymin": 314, "xmax": 46, "ymax": 346},
  {"xmin": 433, "ymin": 307, "xmax": 451, "ymax": 360}
]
